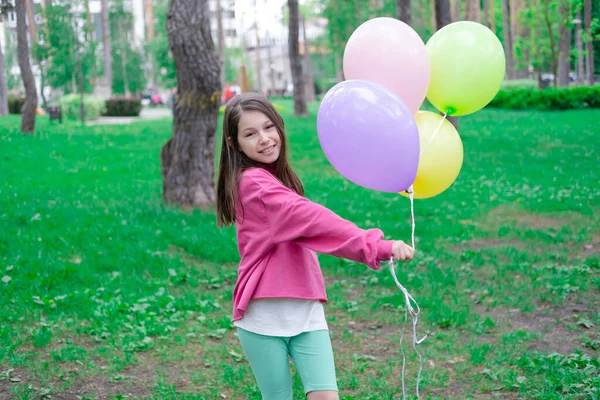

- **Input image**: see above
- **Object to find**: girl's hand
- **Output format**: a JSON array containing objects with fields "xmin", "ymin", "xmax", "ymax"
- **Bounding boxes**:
[{"xmin": 392, "ymin": 240, "xmax": 414, "ymax": 261}]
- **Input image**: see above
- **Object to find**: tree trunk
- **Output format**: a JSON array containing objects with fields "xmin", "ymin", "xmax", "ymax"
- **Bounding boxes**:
[
  {"xmin": 288, "ymin": 0, "xmax": 307, "ymax": 116},
  {"xmin": 435, "ymin": 0, "xmax": 458, "ymax": 129},
  {"xmin": 557, "ymin": 0, "xmax": 572, "ymax": 87},
  {"xmin": 435, "ymin": 0, "xmax": 452, "ymax": 28},
  {"xmin": 489, "ymin": 0, "xmax": 496, "ymax": 32},
  {"xmin": 25, "ymin": 0, "xmax": 37, "ymax": 46},
  {"xmin": 161, "ymin": 0, "xmax": 221, "ymax": 208},
  {"xmin": 543, "ymin": 2, "xmax": 558, "ymax": 86},
  {"xmin": 511, "ymin": 0, "xmax": 528, "ymax": 78},
  {"xmin": 451, "ymin": 0, "xmax": 460, "ymax": 22},
  {"xmin": 84, "ymin": 0, "xmax": 93, "ymax": 41},
  {"xmin": 510, "ymin": 0, "xmax": 519, "ymax": 43},
  {"xmin": 253, "ymin": 6, "xmax": 262, "ymax": 94},
  {"xmin": 301, "ymin": 13, "xmax": 315, "ymax": 103},
  {"xmin": 84, "ymin": 0, "xmax": 97, "ymax": 86},
  {"xmin": 397, "ymin": 0, "xmax": 411, "ymax": 25},
  {"xmin": 484, "ymin": 0, "xmax": 490, "ymax": 27},
  {"xmin": 466, "ymin": 0, "xmax": 481, "ymax": 22},
  {"xmin": 238, "ymin": 64, "xmax": 250, "ymax": 93},
  {"xmin": 266, "ymin": 33, "xmax": 276, "ymax": 95},
  {"xmin": 502, "ymin": 0, "xmax": 515, "ymax": 79},
  {"xmin": 0, "ymin": 15, "xmax": 8, "ymax": 116},
  {"xmin": 144, "ymin": 0, "xmax": 157, "ymax": 91},
  {"xmin": 216, "ymin": 0, "xmax": 225, "ymax": 89},
  {"xmin": 575, "ymin": 9, "xmax": 585, "ymax": 84},
  {"xmin": 16, "ymin": 0, "xmax": 38, "ymax": 133},
  {"xmin": 40, "ymin": 60, "xmax": 47, "ymax": 110},
  {"xmin": 584, "ymin": 0, "xmax": 594, "ymax": 85},
  {"xmin": 101, "ymin": 0, "xmax": 113, "ymax": 97},
  {"xmin": 118, "ymin": 19, "xmax": 130, "ymax": 97},
  {"xmin": 78, "ymin": 52, "xmax": 85, "ymax": 123}
]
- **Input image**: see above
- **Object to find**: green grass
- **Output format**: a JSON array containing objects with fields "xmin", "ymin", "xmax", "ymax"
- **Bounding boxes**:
[{"xmin": 1, "ymin": 101, "xmax": 599, "ymax": 399}]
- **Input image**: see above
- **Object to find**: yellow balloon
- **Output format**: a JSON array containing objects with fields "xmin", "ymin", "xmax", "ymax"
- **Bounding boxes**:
[{"xmin": 401, "ymin": 111, "xmax": 463, "ymax": 199}]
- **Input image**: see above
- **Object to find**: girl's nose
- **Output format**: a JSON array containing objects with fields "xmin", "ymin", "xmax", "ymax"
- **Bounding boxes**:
[{"xmin": 257, "ymin": 131, "xmax": 269, "ymax": 144}]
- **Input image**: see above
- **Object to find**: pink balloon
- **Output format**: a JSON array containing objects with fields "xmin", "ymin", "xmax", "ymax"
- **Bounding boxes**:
[{"xmin": 343, "ymin": 17, "xmax": 430, "ymax": 115}]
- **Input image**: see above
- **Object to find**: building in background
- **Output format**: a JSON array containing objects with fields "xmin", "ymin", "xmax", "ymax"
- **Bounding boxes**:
[
  {"xmin": 209, "ymin": 0, "xmax": 238, "ymax": 48},
  {"xmin": 1, "ymin": 0, "xmax": 327, "ymax": 98},
  {"xmin": 232, "ymin": 0, "xmax": 326, "ymax": 96},
  {"xmin": 1, "ymin": 0, "xmax": 44, "ymax": 97}
]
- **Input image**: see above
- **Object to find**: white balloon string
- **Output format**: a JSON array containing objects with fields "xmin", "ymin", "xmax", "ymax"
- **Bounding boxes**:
[
  {"xmin": 420, "ymin": 113, "xmax": 447, "ymax": 157},
  {"xmin": 389, "ymin": 257, "xmax": 428, "ymax": 399},
  {"xmin": 406, "ymin": 185, "xmax": 416, "ymax": 250},
  {"xmin": 393, "ymin": 112, "xmax": 445, "ymax": 398}
]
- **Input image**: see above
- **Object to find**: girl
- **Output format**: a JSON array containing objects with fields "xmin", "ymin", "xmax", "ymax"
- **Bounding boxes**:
[{"xmin": 216, "ymin": 93, "xmax": 414, "ymax": 400}]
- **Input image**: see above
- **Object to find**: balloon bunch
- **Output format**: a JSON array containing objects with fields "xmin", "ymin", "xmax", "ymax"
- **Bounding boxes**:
[
  {"xmin": 317, "ymin": 18, "xmax": 506, "ymax": 199},
  {"xmin": 317, "ymin": 18, "xmax": 506, "ymax": 399}
]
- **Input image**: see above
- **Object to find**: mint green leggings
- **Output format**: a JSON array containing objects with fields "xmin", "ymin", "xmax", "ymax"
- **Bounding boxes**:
[{"xmin": 237, "ymin": 328, "xmax": 338, "ymax": 399}]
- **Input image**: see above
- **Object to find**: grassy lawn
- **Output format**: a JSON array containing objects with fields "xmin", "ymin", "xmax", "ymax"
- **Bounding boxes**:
[{"xmin": 1, "ymin": 101, "xmax": 599, "ymax": 400}]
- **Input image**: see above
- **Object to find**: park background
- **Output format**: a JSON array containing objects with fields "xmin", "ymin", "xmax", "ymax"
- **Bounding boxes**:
[{"xmin": 1, "ymin": 0, "xmax": 600, "ymax": 399}]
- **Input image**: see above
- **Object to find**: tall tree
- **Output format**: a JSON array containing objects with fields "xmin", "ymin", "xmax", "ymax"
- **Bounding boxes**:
[
  {"xmin": 216, "ymin": 0, "xmax": 225, "ymax": 89},
  {"xmin": 451, "ymin": 0, "xmax": 461, "ymax": 22},
  {"xmin": 16, "ymin": 0, "xmax": 38, "ymax": 133},
  {"xmin": 542, "ymin": 0, "xmax": 559, "ymax": 86},
  {"xmin": 397, "ymin": 0, "xmax": 411, "ymax": 25},
  {"xmin": 502, "ymin": 0, "xmax": 515, "ymax": 79},
  {"xmin": 484, "ymin": 0, "xmax": 491, "ymax": 27},
  {"xmin": 253, "ymin": 6, "xmax": 262, "ymax": 94},
  {"xmin": 288, "ymin": 0, "xmax": 307, "ymax": 116},
  {"xmin": 83, "ymin": 0, "xmax": 97, "ymax": 87},
  {"xmin": 101, "ymin": 0, "xmax": 112, "ymax": 96},
  {"xmin": 575, "ymin": 8, "xmax": 585, "ymax": 84},
  {"xmin": 0, "ymin": 12, "xmax": 9, "ymax": 115},
  {"xmin": 144, "ymin": 0, "xmax": 157, "ymax": 91},
  {"xmin": 466, "ymin": 0, "xmax": 481, "ymax": 22},
  {"xmin": 44, "ymin": 1, "xmax": 94, "ymax": 95},
  {"xmin": 147, "ymin": 0, "xmax": 176, "ymax": 88},
  {"xmin": 160, "ymin": 0, "xmax": 221, "ymax": 207},
  {"xmin": 584, "ymin": 0, "xmax": 594, "ymax": 85},
  {"xmin": 511, "ymin": 0, "xmax": 529, "ymax": 77},
  {"xmin": 557, "ymin": 0, "xmax": 572, "ymax": 86},
  {"xmin": 489, "ymin": 0, "xmax": 497, "ymax": 32},
  {"xmin": 435, "ymin": 0, "xmax": 451, "ymax": 27},
  {"xmin": 301, "ymin": 13, "xmax": 315, "ymax": 102},
  {"xmin": 24, "ymin": 0, "xmax": 37, "ymax": 45},
  {"xmin": 109, "ymin": 0, "xmax": 146, "ymax": 95}
]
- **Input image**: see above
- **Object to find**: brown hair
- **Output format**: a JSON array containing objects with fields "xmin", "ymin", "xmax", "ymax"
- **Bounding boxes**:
[{"xmin": 216, "ymin": 93, "xmax": 304, "ymax": 227}]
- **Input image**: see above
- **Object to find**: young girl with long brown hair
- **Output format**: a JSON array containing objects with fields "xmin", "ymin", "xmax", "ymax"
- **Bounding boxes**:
[{"xmin": 216, "ymin": 93, "xmax": 414, "ymax": 400}]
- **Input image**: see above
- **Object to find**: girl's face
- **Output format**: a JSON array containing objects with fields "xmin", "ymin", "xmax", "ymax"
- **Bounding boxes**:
[{"xmin": 236, "ymin": 110, "xmax": 281, "ymax": 164}]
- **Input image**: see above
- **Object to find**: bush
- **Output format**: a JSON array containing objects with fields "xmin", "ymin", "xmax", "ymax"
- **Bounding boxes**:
[
  {"xmin": 8, "ymin": 96, "xmax": 26, "ymax": 114},
  {"xmin": 488, "ymin": 85, "xmax": 600, "ymax": 111},
  {"xmin": 59, "ymin": 94, "xmax": 106, "ymax": 120},
  {"xmin": 104, "ymin": 97, "xmax": 143, "ymax": 117}
]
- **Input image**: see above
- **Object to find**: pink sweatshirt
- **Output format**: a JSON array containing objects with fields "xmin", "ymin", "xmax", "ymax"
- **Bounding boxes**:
[{"xmin": 232, "ymin": 167, "xmax": 394, "ymax": 321}]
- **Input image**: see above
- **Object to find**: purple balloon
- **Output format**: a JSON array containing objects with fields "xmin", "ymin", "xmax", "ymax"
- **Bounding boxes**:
[{"xmin": 317, "ymin": 80, "xmax": 420, "ymax": 192}]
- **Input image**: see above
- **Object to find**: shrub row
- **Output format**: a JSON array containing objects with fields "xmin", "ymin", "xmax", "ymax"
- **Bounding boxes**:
[
  {"xmin": 7, "ymin": 95, "xmax": 143, "ymax": 118},
  {"xmin": 489, "ymin": 85, "xmax": 600, "ymax": 111},
  {"xmin": 59, "ymin": 94, "xmax": 106, "ymax": 120},
  {"xmin": 8, "ymin": 96, "xmax": 25, "ymax": 114},
  {"xmin": 104, "ymin": 97, "xmax": 143, "ymax": 117}
]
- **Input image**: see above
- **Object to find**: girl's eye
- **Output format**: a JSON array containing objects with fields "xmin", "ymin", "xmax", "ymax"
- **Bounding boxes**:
[
  {"xmin": 266, "ymin": 124, "xmax": 275, "ymax": 130},
  {"xmin": 245, "ymin": 132, "xmax": 255, "ymax": 137}
]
